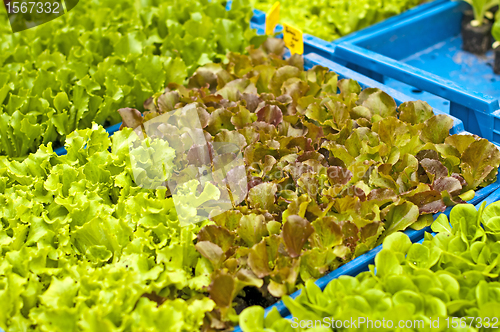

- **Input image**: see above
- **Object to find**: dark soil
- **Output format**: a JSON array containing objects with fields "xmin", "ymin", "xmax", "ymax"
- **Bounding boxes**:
[
  {"xmin": 233, "ymin": 285, "xmax": 279, "ymax": 314},
  {"xmin": 103, "ymin": 119, "xmax": 112, "ymax": 128},
  {"xmin": 462, "ymin": 21, "xmax": 492, "ymax": 54},
  {"xmin": 51, "ymin": 140, "xmax": 63, "ymax": 151}
]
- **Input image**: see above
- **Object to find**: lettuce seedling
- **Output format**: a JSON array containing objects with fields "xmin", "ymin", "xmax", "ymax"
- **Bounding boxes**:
[{"xmin": 461, "ymin": 0, "xmax": 498, "ymax": 26}]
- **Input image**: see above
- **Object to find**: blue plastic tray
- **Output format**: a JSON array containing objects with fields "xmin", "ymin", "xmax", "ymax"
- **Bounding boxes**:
[
  {"xmin": 231, "ymin": 52, "xmax": 500, "ymax": 332},
  {"xmin": 332, "ymin": 1, "xmax": 500, "ymax": 145},
  {"xmin": 237, "ymin": 184, "xmax": 500, "ymax": 331}
]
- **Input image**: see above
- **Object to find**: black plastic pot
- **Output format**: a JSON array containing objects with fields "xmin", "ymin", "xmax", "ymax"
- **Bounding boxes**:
[
  {"xmin": 461, "ymin": 21, "xmax": 492, "ymax": 54},
  {"xmin": 495, "ymin": 46, "xmax": 500, "ymax": 75}
]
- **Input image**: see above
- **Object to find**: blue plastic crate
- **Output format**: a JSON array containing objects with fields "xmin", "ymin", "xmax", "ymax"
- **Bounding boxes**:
[
  {"xmin": 332, "ymin": 0, "xmax": 500, "ymax": 145},
  {"xmin": 235, "ymin": 185, "xmax": 500, "ymax": 331},
  {"xmin": 231, "ymin": 52, "xmax": 500, "ymax": 332}
]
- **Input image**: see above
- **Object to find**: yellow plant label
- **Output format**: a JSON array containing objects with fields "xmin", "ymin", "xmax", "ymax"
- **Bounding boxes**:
[
  {"xmin": 265, "ymin": 2, "xmax": 280, "ymax": 35},
  {"xmin": 282, "ymin": 23, "xmax": 303, "ymax": 55}
]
